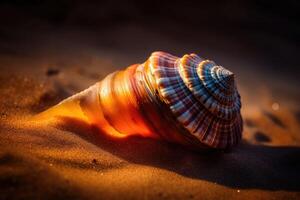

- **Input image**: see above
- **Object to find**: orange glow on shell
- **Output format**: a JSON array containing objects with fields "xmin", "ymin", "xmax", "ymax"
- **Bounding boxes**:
[
  {"xmin": 33, "ymin": 88, "xmax": 127, "ymax": 139},
  {"xmin": 33, "ymin": 66, "xmax": 158, "ymax": 139}
]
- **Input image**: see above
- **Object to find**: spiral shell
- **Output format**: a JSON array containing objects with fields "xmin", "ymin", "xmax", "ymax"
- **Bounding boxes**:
[{"xmin": 38, "ymin": 51, "xmax": 243, "ymax": 150}]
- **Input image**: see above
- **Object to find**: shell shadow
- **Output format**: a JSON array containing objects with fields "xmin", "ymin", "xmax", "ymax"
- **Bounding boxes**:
[{"xmin": 55, "ymin": 116, "xmax": 300, "ymax": 191}]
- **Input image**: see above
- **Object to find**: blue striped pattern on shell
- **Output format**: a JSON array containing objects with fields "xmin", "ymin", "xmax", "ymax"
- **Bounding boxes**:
[
  {"xmin": 147, "ymin": 51, "xmax": 243, "ymax": 148},
  {"xmin": 180, "ymin": 56, "xmax": 241, "ymax": 120}
]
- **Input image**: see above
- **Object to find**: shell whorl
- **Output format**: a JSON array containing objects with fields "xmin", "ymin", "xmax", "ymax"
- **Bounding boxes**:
[{"xmin": 147, "ymin": 52, "xmax": 242, "ymax": 148}]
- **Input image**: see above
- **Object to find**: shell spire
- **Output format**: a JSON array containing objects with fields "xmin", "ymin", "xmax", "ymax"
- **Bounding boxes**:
[
  {"xmin": 150, "ymin": 52, "xmax": 242, "ymax": 149},
  {"xmin": 35, "ymin": 51, "xmax": 243, "ymax": 150}
]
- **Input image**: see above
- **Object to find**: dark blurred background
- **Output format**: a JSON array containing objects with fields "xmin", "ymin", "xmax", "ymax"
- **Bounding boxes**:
[{"xmin": 0, "ymin": 0, "xmax": 299, "ymax": 94}]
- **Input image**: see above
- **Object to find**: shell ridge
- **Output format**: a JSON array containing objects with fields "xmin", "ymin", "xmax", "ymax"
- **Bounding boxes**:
[
  {"xmin": 179, "ymin": 55, "xmax": 240, "ymax": 120},
  {"xmin": 146, "ymin": 51, "xmax": 242, "ymax": 149}
]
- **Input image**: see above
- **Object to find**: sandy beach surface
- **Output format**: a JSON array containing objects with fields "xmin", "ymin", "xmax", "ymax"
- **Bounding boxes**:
[
  {"xmin": 0, "ymin": 2, "xmax": 300, "ymax": 198},
  {"xmin": 1, "ymin": 45, "xmax": 300, "ymax": 200}
]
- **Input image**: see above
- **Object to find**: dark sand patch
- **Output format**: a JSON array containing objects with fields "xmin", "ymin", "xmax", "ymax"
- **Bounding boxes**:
[
  {"xmin": 254, "ymin": 131, "xmax": 271, "ymax": 143},
  {"xmin": 244, "ymin": 118, "xmax": 257, "ymax": 128},
  {"xmin": 263, "ymin": 111, "xmax": 286, "ymax": 129}
]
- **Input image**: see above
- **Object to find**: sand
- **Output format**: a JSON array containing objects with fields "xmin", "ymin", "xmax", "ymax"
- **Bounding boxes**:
[{"xmin": 0, "ymin": 25, "xmax": 300, "ymax": 199}]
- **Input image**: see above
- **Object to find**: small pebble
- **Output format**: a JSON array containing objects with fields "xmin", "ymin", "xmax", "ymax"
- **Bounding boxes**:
[{"xmin": 272, "ymin": 102, "xmax": 279, "ymax": 111}]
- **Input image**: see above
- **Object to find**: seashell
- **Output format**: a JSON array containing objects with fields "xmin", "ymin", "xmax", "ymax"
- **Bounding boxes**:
[{"xmin": 36, "ymin": 51, "xmax": 243, "ymax": 150}]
